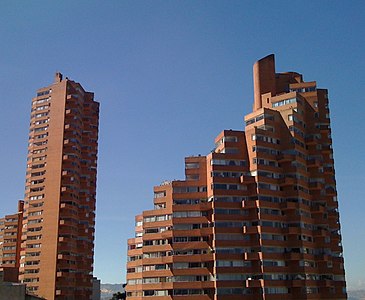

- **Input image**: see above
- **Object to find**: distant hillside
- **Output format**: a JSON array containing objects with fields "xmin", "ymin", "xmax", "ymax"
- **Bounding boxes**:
[{"xmin": 100, "ymin": 283, "xmax": 123, "ymax": 300}]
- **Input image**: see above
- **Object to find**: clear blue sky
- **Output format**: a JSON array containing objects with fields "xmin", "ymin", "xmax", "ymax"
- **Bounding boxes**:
[{"xmin": 1, "ymin": 0, "xmax": 364, "ymax": 290}]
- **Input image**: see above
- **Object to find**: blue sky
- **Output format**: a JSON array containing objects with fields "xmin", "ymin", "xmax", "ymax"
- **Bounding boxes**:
[{"xmin": 0, "ymin": 0, "xmax": 364, "ymax": 289}]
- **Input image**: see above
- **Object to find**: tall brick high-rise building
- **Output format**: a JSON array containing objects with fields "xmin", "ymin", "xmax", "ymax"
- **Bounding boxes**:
[
  {"xmin": 126, "ymin": 55, "xmax": 347, "ymax": 299},
  {"xmin": 16, "ymin": 73, "xmax": 100, "ymax": 299}
]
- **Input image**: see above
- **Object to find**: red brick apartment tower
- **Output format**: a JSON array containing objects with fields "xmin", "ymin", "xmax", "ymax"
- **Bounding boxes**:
[
  {"xmin": 0, "ymin": 201, "xmax": 24, "ymax": 282},
  {"xmin": 18, "ymin": 73, "xmax": 99, "ymax": 300},
  {"xmin": 126, "ymin": 54, "xmax": 346, "ymax": 300}
]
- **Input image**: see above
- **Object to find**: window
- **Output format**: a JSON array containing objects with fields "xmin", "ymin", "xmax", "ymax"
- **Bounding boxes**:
[
  {"xmin": 36, "ymin": 90, "xmax": 50, "ymax": 97},
  {"xmin": 185, "ymin": 163, "xmax": 199, "ymax": 169},
  {"xmin": 27, "ymin": 243, "xmax": 41, "ymax": 248},
  {"xmin": 173, "ymin": 275, "xmax": 211, "ymax": 282},
  {"xmin": 215, "ymin": 136, "xmax": 238, "ymax": 147},
  {"xmin": 173, "ymin": 236, "xmax": 208, "ymax": 243},
  {"xmin": 258, "ymin": 183, "xmax": 280, "ymax": 191},
  {"xmin": 272, "ymin": 97, "xmax": 297, "ymax": 108},
  {"xmin": 34, "ymin": 126, "xmax": 48, "ymax": 133},
  {"xmin": 31, "ymin": 179, "xmax": 45, "ymax": 185},
  {"xmin": 173, "ymin": 211, "xmax": 206, "ymax": 218},
  {"xmin": 31, "ymin": 171, "xmax": 46, "ymax": 177},
  {"xmin": 221, "ymin": 148, "xmax": 239, "ymax": 154},
  {"xmin": 33, "ymin": 112, "xmax": 49, "ymax": 118},
  {"xmin": 143, "ymin": 264, "xmax": 168, "ymax": 271},
  {"xmin": 211, "ymin": 159, "xmax": 246, "ymax": 166},
  {"xmin": 213, "ymin": 183, "xmax": 246, "ymax": 190},
  {"xmin": 154, "ymin": 191, "xmax": 166, "ymax": 198},
  {"xmin": 261, "ymin": 260, "xmax": 286, "ymax": 267},
  {"xmin": 217, "ymin": 288, "xmax": 250, "ymax": 295},
  {"xmin": 253, "ymin": 146, "xmax": 280, "ymax": 155},
  {"xmin": 30, "ymin": 187, "xmax": 44, "ymax": 192},
  {"xmin": 186, "ymin": 174, "xmax": 199, "ymax": 181},
  {"xmin": 154, "ymin": 203, "xmax": 166, "ymax": 210},
  {"xmin": 173, "ymin": 262, "xmax": 207, "ymax": 269},
  {"xmin": 173, "ymin": 198, "xmax": 201, "ymax": 205},
  {"xmin": 245, "ymin": 113, "xmax": 274, "ymax": 126},
  {"xmin": 213, "ymin": 196, "xmax": 243, "ymax": 203},
  {"xmin": 143, "ymin": 215, "xmax": 171, "ymax": 223},
  {"xmin": 251, "ymin": 134, "xmax": 280, "ymax": 144},
  {"xmin": 216, "ymin": 260, "xmax": 251, "ymax": 267},
  {"xmin": 215, "ymin": 234, "xmax": 250, "ymax": 241},
  {"xmin": 173, "ymin": 186, "xmax": 206, "ymax": 193},
  {"xmin": 223, "ymin": 136, "xmax": 238, "ymax": 142},
  {"xmin": 214, "ymin": 208, "xmax": 248, "ymax": 215},
  {"xmin": 304, "ymin": 287, "xmax": 319, "ymax": 294},
  {"xmin": 34, "ymin": 133, "xmax": 48, "ymax": 139},
  {"xmin": 173, "ymin": 249, "xmax": 209, "ymax": 256},
  {"xmin": 29, "ymin": 211, "xmax": 43, "ymax": 216},
  {"xmin": 173, "ymin": 289, "xmax": 208, "ymax": 295},
  {"xmin": 34, "ymin": 119, "xmax": 49, "ymax": 126},
  {"xmin": 34, "ymin": 105, "xmax": 49, "ymax": 111},
  {"xmin": 216, "ymin": 273, "xmax": 248, "ymax": 280},
  {"xmin": 300, "ymin": 260, "xmax": 316, "ymax": 268},
  {"xmin": 215, "ymin": 221, "xmax": 248, "ymax": 228},
  {"xmin": 212, "ymin": 171, "xmax": 245, "ymax": 178},
  {"xmin": 174, "ymin": 223, "xmax": 208, "ymax": 230},
  {"xmin": 264, "ymin": 287, "xmax": 289, "ymax": 294},
  {"xmin": 259, "ymin": 208, "xmax": 282, "ymax": 216},
  {"xmin": 30, "ymin": 194, "xmax": 44, "ymax": 200},
  {"xmin": 253, "ymin": 158, "xmax": 278, "ymax": 167},
  {"xmin": 143, "ymin": 277, "xmax": 171, "ymax": 284}
]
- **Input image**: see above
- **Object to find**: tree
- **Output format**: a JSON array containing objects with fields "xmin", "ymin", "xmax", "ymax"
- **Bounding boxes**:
[{"xmin": 110, "ymin": 291, "xmax": 126, "ymax": 300}]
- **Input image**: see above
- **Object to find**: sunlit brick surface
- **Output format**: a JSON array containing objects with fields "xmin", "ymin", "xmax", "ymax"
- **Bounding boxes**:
[
  {"xmin": 126, "ymin": 55, "xmax": 347, "ymax": 300},
  {"xmin": 17, "ymin": 73, "xmax": 99, "ymax": 300}
]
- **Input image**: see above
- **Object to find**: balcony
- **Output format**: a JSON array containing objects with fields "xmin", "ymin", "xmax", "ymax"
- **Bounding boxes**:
[
  {"xmin": 244, "ymin": 252, "xmax": 262, "ymax": 261},
  {"xmin": 307, "ymin": 159, "xmax": 320, "ymax": 167},
  {"xmin": 277, "ymin": 154, "xmax": 294, "ymax": 163},
  {"xmin": 242, "ymin": 200, "xmax": 258, "ymax": 209},
  {"xmin": 245, "ymin": 278, "xmax": 263, "ymax": 288},
  {"xmin": 278, "ymin": 177, "xmax": 294, "ymax": 186},
  {"xmin": 243, "ymin": 226, "xmax": 260, "ymax": 234},
  {"xmin": 309, "ymin": 182, "xmax": 323, "ymax": 190},
  {"xmin": 305, "ymin": 136, "xmax": 317, "ymax": 145}
]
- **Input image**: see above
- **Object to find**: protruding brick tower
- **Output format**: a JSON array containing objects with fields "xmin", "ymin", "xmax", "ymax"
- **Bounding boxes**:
[
  {"xmin": 0, "ymin": 201, "xmax": 24, "ymax": 282},
  {"xmin": 126, "ymin": 55, "xmax": 347, "ymax": 299},
  {"xmin": 18, "ymin": 73, "xmax": 99, "ymax": 299}
]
